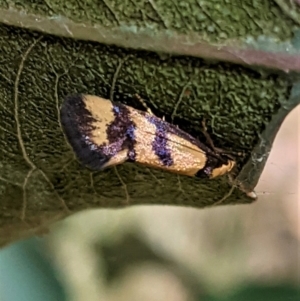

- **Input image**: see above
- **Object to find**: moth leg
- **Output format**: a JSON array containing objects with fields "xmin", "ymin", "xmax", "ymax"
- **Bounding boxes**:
[
  {"xmin": 134, "ymin": 94, "xmax": 168, "ymax": 123},
  {"xmin": 134, "ymin": 93, "xmax": 154, "ymax": 115},
  {"xmin": 201, "ymin": 118, "xmax": 217, "ymax": 151},
  {"xmin": 201, "ymin": 119, "xmax": 244, "ymax": 158}
]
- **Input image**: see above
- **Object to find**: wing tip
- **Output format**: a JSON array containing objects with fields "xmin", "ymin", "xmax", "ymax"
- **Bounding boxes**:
[{"xmin": 60, "ymin": 94, "xmax": 110, "ymax": 170}]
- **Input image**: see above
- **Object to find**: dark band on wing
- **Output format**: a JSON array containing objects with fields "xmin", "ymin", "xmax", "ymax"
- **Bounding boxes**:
[
  {"xmin": 60, "ymin": 94, "xmax": 111, "ymax": 170},
  {"xmin": 146, "ymin": 115, "xmax": 173, "ymax": 167},
  {"xmin": 108, "ymin": 103, "xmax": 137, "ymax": 162}
]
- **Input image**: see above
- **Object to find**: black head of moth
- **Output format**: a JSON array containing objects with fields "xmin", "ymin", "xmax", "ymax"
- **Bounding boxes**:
[{"xmin": 60, "ymin": 94, "xmax": 236, "ymax": 179}]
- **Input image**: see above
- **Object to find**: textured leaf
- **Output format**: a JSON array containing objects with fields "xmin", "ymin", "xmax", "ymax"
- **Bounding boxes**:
[{"xmin": 0, "ymin": 0, "xmax": 299, "ymax": 246}]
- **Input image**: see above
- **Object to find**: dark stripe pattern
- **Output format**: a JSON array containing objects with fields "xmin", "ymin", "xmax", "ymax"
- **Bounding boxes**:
[
  {"xmin": 146, "ymin": 115, "xmax": 173, "ymax": 167},
  {"xmin": 60, "ymin": 94, "xmax": 111, "ymax": 170},
  {"xmin": 103, "ymin": 103, "xmax": 137, "ymax": 162}
]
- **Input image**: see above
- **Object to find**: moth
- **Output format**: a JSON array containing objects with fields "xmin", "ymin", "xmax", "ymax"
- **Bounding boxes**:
[{"xmin": 60, "ymin": 94, "xmax": 236, "ymax": 179}]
